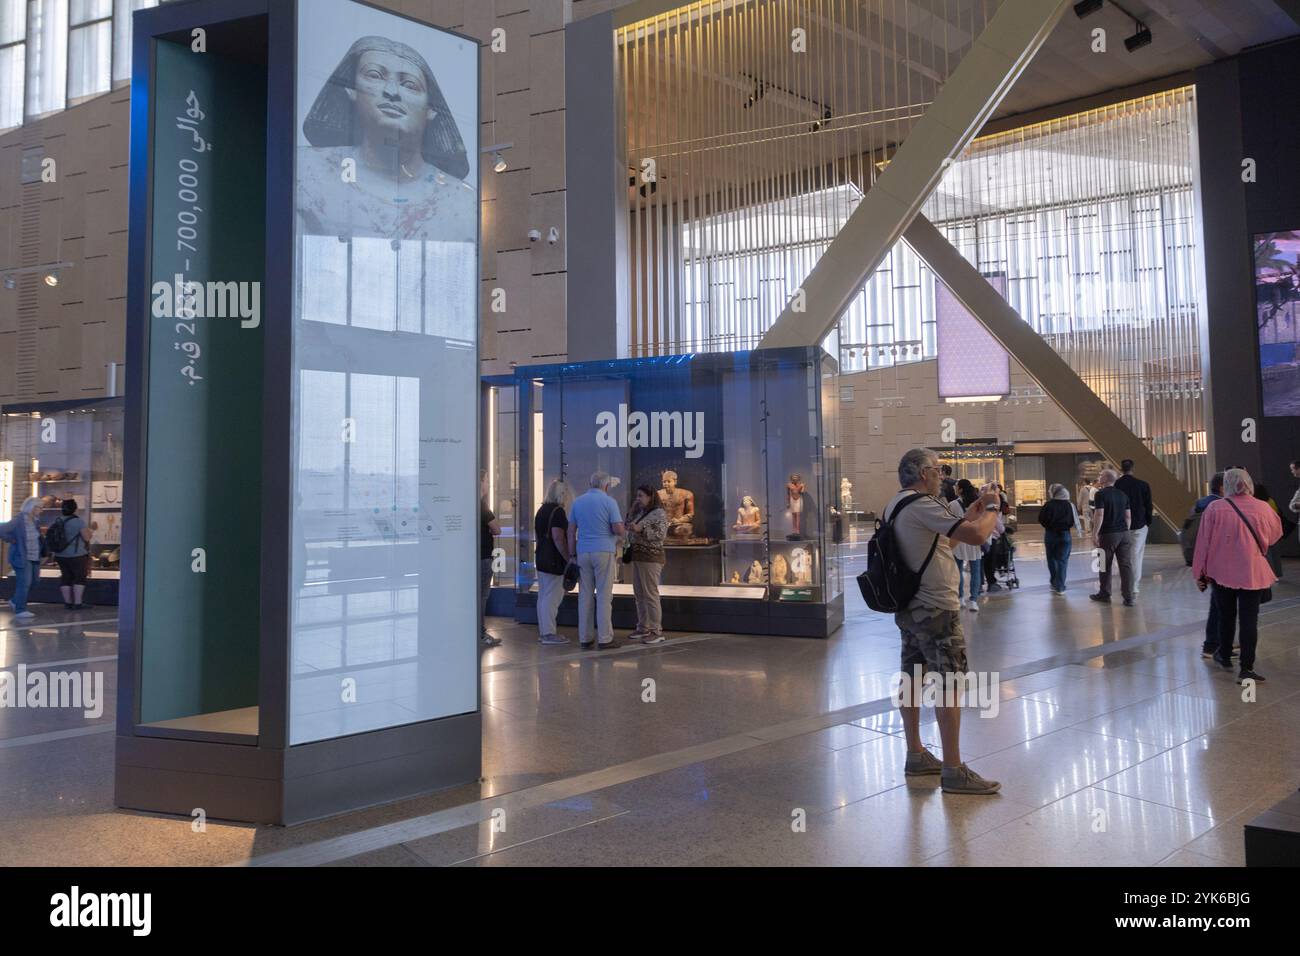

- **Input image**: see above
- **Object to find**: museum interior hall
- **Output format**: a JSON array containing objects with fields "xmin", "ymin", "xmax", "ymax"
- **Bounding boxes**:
[{"xmin": 2, "ymin": 0, "xmax": 1300, "ymax": 875}]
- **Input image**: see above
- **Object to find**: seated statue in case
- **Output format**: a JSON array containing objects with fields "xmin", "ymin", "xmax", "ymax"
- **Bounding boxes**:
[
  {"xmin": 733, "ymin": 495, "xmax": 761, "ymax": 534},
  {"xmin": 744, "ymin": 560, "xmax": 767, "ymax": 584},
  {"xmin": 658, "ymin": 470, "xmax": 697, "ymax": 539},
  {"xmin": 771, "ymin": 553, "xmax": 790, "ymax": 585}
]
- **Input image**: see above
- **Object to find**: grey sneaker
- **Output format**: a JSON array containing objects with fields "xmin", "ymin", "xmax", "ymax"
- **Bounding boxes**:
[
  {"xmin": 941, "ymin": 763, "xmax": 1001, "ymax": 795},
  {"xmin": 643, "ymin": 633, "xmax": 667, "ymax": 645},
  {"xmin": 904, "ymin": 748, "xmax": 943, "ymax": 776},
  {"xmin": 538, "ymin": 633, "xmax": 570, "ymax": 646},
  {"xmin": 480, "ymin": 634, "xmax": 502, "ymax": 648}
]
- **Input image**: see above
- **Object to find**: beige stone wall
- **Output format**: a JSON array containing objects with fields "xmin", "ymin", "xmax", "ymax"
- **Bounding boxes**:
[
  {"xmin": 0, "ymin": 0, "xmax": 644, "ymax": 406},
  {"xmin": 840, "ymin": 358, "xmax": 1087, "ymax": 512}
]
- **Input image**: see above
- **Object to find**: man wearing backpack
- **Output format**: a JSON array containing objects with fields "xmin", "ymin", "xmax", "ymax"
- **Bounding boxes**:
[{"xmin": 883, "ymin": 448, "xmax": 1003, "ymax": 795}]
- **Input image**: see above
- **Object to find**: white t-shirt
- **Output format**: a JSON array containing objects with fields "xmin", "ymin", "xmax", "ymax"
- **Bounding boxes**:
[{"xmin": 883, "ymin": 490, "xmax": 964, "ymax": 611}]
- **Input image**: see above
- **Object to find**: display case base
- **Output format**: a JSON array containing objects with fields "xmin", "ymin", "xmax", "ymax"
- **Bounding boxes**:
[
  {"xmin": 515, "ymin": 590, "xmax": 843, "ymax": 638},
  {"xmin": 0, "ymin": 574, "xmax": 120, "ymax": 608},
  {"xmin": 115, "ymin": 711, "xmax": 482, "ymax": 826}
]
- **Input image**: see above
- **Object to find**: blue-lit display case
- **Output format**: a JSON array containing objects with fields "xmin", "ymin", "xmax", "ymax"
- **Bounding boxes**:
[{"xmin": 511, "ymin": 347, "xmax": 843, "ymax": 637}]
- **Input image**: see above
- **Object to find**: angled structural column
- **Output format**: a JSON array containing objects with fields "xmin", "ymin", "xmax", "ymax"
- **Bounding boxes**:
[
  {"xmin": 904, "ymin": 216, "xmax": 1196, "ymax": 532},
  {"xmin": 758, "ymin": 0, "xmax": 1070, "ymax": 350}
]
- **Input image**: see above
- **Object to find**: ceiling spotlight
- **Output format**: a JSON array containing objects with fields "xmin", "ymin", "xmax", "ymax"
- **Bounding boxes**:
[
  {"xmin": 1125, "ymin": 23, "xmax": 1153, "ymax": 51},
  {"xmin": 492, "ymin": 152, "xmax": 508, "ymax": 173},
  {"xmin": 1073, "ymin": 0, "xmax": 1103, "ymax": 17},
  {"xmin": 2, "ymin": 276, "xmax": 14, "ymax": 291},
  {"xmin": 44, "ymin": 273, "xmax": 59, "ymax": 287}
]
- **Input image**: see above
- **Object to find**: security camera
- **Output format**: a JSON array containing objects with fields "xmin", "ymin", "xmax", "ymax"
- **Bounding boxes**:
[
  {"xmin": 547, "ymin": 227, "xmax": 560, "ymax": 245},
  {"xmin": 527, "ymin": 229, "xmax": 542, "ymax": 243}
]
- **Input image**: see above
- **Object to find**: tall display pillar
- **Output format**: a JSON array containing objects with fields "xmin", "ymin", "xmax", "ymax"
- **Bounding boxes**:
[{"xmin": 117, "ymin": 0, "xmax": 482, "ymax": 825}]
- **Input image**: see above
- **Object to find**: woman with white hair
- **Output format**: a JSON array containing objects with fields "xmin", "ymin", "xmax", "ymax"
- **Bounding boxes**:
[
  {"xmin": 1038, "ymin": 483, "xmax": 1082, "ymax": 593},
  {"xmin": 0, "ymin": 497, "xmax": 46, "ymax": 621},
  {"xmin": 1192, "ymin": 467, "xmax": 1282, "ymax": 683},
  {"xmin": 533, "ymin": 478, "xmax": 575, "ymax": 646}
]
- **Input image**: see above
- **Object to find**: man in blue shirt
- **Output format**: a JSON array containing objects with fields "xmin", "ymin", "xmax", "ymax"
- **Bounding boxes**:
[{"xmin": 567, "ymin": 472, "xmax": 626, "ymax": 649}]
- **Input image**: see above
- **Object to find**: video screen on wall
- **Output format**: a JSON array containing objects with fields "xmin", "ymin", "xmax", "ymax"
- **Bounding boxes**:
[
  {"xmin": 1256, "ymin": 231, "xmax": 1300, "ymax": 416},
  {"xmin": 289, "ymin": 0, "xmax": 479, "ymax": 745}
]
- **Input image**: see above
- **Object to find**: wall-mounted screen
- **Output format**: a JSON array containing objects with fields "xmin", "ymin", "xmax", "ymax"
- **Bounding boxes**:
[
  {"xmin": 289, "ymin": 0, "xmax": 479, "ymax": 745},
  {"xmin": 1256, "ymin": 231, "xmax": 1300, "ymax": 416},
  {"xmin": 936, "ymin": 272, "xmax": 1010, "ymax": 402}
]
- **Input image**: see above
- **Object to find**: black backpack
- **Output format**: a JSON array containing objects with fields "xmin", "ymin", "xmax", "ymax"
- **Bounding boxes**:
[
  {"xmin": 45, "ymin": 517, "xmax": 69, "ymax": 554},
  {"xmin": 857, "ymin": 492, "xmax": 940, "ymax": 613}
]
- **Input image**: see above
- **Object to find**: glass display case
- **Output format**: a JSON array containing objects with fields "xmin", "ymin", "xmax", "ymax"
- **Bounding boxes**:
[
  {"xmin": 511, "ymin": 347, "xmax": 842, "ymax": 637},
  {"xmin": 0, "ymin": 397, "xmax": 125, "ymax": 605}
]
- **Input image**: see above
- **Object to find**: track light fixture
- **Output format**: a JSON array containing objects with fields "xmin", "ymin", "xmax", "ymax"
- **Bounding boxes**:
[
  {"xmin": 1073, "ymin": 0, "xmax": 1103, "ymax": 17},
  {"xmin": 480, "ymin": 141, "xmax": 514, "ymax": 175},
  {"xmin": 1124, "ymin": 23, "xmax": 1153, "ymax": 51}
]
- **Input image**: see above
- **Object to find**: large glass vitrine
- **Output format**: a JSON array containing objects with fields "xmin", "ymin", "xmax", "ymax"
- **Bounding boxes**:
[{"xmin": 511, "ymin": 347, "xmax": 842, "ymax": 637}]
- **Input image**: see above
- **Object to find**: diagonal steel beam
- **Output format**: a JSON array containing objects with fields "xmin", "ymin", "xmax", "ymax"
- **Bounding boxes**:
[
  {"xmin": 903, "ymin": 215, "xmax": 1196, "ymax": 533},
  {"xmin": 758, "ymin": 0, "xmax": 1071, "ymax": 349}
]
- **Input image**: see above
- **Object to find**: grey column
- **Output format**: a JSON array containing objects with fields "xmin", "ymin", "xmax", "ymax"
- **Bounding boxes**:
[
  {"xmin": 1192, "ymin": 58, "xmax": 1260, "ymax": 479},
  {"xmin": 565, "ymin": 10, "xmax": 628, "ymax": 362}
]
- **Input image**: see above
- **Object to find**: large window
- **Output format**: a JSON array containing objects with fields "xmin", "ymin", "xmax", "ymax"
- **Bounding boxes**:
[{"xmin": 0, "ymin": 0, "xmax": 168, "ymax": 132}]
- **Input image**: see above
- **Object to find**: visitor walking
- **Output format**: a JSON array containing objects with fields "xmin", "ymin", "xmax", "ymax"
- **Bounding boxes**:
[
  {"xmin": 981, "ymin": 484, "xmax": 1008, "ymax": 593},
  {"xmin": 1077, "ymin": 480, "xmax": 1095, "ymax": 537},
  {"xmin": 947, "ymin": 480, "xmax": 984, "ymax": 611},
  {"xmin": 1038, "ymin": 483, "xmax": 1081, "ymax": 593},
  {"xmin": 0, "ymin": 498, "xmax": 44, "ymax": 622},
  {"xmin": 1192, "ymin": 468, "xmax": 1280, "ymax": 683},
  {"xmin": 1114, "ymin": 459, "xmax": 1153, "ymax": 593},
  {"xmin": 480, "ymin": 472, "xmax": 502, "ymax": 648},
  {"xmin": 533, "ymin": 478, "xmax": 574, "ymax": 646},
  {"xmin": 1090, "ymin": 469, "xmax": 1134, "ymax": 606},
  {"xmin": 50, "ymin": 499, "xmax": 94, "ymax": 611},
  {"xmin": 625, "ymin": 484, "xmax": 668, "ymax": 645},
  {"xmin": 568, "ymin": 472, "xmax": 626, "ymax": 649},
  {"xmin": 883, "ymin": 448, "xmax": 1003, "ymax": 795}
]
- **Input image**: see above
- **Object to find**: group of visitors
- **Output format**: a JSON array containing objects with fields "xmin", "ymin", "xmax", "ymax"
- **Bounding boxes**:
[
  {"xmin": 1, "ymin": 497, "xmax": 96, "ymax": 623},
  {"xmin": 480, "ymin": 471, "xmax": 669, "ymax": 650},
  {"xmin": 873, "ymin": 447, "xmax": 1287, "ymax": 802},
  {"xmin": 1027, "ymin": 460, "xmax": 1155, "ymax": 602},
  {"xmin": 938, "ymin": 467, "xmax": 1012, "ymax": 611}
]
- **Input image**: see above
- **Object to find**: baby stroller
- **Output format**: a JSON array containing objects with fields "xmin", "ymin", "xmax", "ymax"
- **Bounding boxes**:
[{"xmin": 986, "ymin": 524, "xmax": 1020, "ymax": 590}]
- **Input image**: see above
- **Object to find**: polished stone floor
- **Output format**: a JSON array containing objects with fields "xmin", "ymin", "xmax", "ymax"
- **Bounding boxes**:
[{"xmin": 2, "ymin": 541, "xmax": 1298, "ymax": 867}]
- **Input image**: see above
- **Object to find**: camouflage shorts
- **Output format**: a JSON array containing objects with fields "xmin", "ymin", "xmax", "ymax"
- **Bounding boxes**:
[{"xmin": 896, "ymin": 604, "xmax": 968, "ymax": 675}]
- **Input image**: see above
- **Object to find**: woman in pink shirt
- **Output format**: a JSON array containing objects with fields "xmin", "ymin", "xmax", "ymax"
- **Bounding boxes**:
[{"xmin": 1192, "ymin": 468, "xmax": 1281, "ymax": 683}]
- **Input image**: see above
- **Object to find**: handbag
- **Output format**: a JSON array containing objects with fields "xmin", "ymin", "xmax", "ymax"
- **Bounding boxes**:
[
  {"xmin": 1223, "ymin": 497, "xmax": 1275, "ymax": 603},
  {"xmin": 562, "ymin": 561, "xmax": 580, "ymax": 592}
]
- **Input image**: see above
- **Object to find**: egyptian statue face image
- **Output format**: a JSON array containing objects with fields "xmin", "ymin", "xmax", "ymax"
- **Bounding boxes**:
[
  {"xmin": 350, "ymin": 49, "xmax": 435, "ymax": 178},
  {"xmin": 299, "ymin": 36, "xmax": 476, "ymax": 243}
]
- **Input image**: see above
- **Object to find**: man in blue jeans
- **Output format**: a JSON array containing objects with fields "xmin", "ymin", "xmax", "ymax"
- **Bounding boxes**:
[
  {"xmin": 567, "ymin": 472, "xmax": 626, "ymax": 649},
  {"xmin": 1, "ymin": 498, "xmax": 45, "ymax": 622}
]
